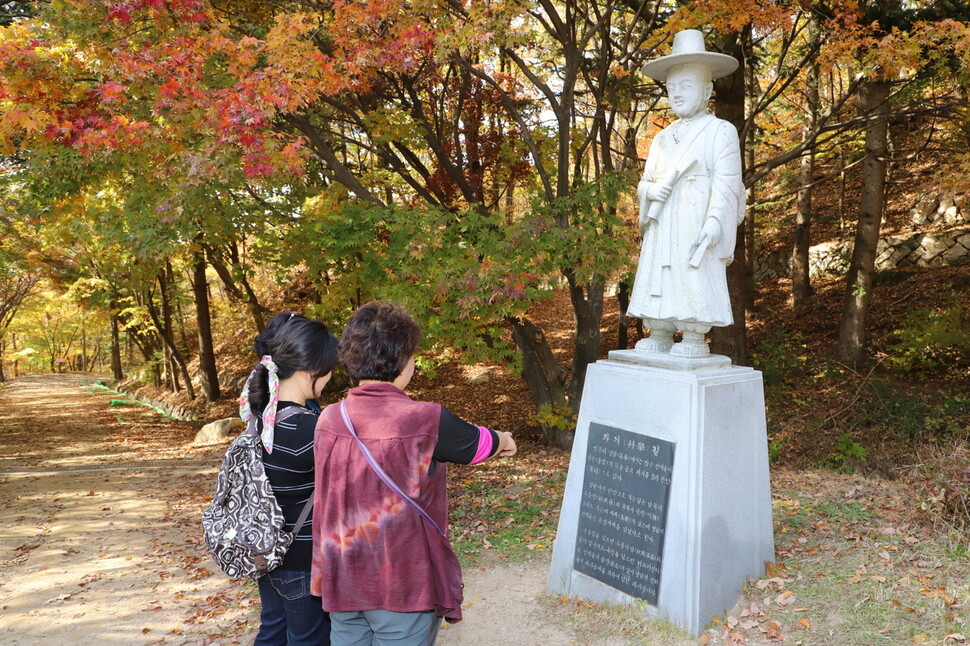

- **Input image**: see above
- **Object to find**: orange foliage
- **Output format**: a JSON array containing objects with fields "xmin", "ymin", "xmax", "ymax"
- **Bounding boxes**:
[
  {"xmin": 0, "ymin": 0, "xmax": 446, "ymax": 179},
  {"xmin": 3, "ymin": 0, "xmax": 969, "ymax": 185}
]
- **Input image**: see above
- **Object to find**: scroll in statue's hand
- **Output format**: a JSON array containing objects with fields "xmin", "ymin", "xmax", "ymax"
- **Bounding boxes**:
[
  {"xmin": 688, "ymin": 220, "xmax": 724, "ymax": 268},
  {"xmin": 646, "ymin": 183, "xmax": 672, "ymax": 202}
]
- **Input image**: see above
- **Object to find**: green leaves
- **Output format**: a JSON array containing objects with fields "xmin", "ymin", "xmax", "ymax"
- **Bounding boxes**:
[
  {"xmin": 524, "ymin": 172, "xmax": 637, "ymax": 284},
  {"xmin": 279, "ymin": 171, "xmax": 634, "ymax": 373}
]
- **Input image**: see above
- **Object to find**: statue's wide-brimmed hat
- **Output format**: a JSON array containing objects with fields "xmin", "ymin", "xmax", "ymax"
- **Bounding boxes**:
[{"xmin": 641, "ymin": 29, "xmax": 739, "ymax": 81}]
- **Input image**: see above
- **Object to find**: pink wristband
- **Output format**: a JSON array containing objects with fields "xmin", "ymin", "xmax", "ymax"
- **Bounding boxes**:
[{"xmin": 469, "ymin": 426, "xmax": 495, "ymax": 464}]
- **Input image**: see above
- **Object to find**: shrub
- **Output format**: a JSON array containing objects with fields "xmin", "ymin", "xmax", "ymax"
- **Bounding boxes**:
[
  {"xmin": 824, "ymin": 432, "xmax": 868, "ymax": 473},
  {"xmin": 752, "ymin": 331, "xmax": 807, "ymax": 386},
  {"xmin": 887, "ymin": 300, "xmax": 970, "ymax": 373},
  {"xmin": 847, "ymin": 379, "xmax": 970, "ymax": 443}
]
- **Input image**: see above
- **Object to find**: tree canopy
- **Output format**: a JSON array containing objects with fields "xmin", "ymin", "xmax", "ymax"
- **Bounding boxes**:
[{"xmin": 2, "ymin": 0, "xmax": 969, "ymax": 446}]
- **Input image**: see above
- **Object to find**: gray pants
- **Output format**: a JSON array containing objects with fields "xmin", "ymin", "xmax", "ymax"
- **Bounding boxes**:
[{"xmin": 330, "ymin": 610, "xmax": 441, "ymax": 646}]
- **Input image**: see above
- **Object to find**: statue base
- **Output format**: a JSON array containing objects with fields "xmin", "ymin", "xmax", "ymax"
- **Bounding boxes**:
[
  {"xmin": 608, "ymin": 348, "xmax": 731, "ymax": 372},
  {"xmin": 548, "ymin": 358, "xmax": 774, "ymax": 636}
]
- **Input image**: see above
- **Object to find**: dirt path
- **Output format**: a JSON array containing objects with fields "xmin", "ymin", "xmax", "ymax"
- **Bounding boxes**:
[
  {"xmin": 0, "ymin": 374, "xmax": 260, "ymax": 645},
  {"xmin": 0, "ymin": 374, "xmax": 609, "ymax": 646},
  {"xmin": 437, "ymin": 556, "xmax": 632, "ymax": 646}
]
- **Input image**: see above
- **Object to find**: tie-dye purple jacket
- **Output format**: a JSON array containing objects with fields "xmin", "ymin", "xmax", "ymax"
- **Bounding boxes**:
[{"xmin": 310, "ymin": 382, "xmax": 470, "ymax": 621}]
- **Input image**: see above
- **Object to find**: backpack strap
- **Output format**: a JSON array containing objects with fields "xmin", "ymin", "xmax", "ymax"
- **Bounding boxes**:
[
  {"xmin": 247, "ymin": 404, "xmax": 311, "ymax": 438},
  {"xmin": 277, "ymin": 404, "xmax": 312, "ymax": 421},
  {"xmin": 292, "ymin": 494, "xmax": 314, "ymax": 535}
]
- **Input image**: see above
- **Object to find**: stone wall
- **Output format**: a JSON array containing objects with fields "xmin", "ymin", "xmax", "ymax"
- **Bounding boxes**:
[
  {"xmin": 755, "ymin": 193, "xmax": 970, "ymax": 281},
  {"xmin": 911, "ymin": 193, "xmax": 968, "ymax": 229}
]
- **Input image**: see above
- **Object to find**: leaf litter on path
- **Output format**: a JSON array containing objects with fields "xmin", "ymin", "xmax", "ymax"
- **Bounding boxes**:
[{"xmin": 0, "ymin": 374, "xmax": 255, "ymax": 645}]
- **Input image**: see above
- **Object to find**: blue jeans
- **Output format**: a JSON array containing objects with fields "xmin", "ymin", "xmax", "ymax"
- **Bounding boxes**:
[{"xmin": 255, "ymin": 570, "xmax": 331, "ymax": 646}]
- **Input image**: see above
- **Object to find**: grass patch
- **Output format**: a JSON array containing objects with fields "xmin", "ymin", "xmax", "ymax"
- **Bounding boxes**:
[
  {"xmin": 756, "ymin": 543, "xmax": 969, "ymax": 646},
  {"xmin": 717, "ymin": 471, "xmax": 970, "ymax": 646},
  {"xmin": 448, "ymin": 443, "xmax": 567, "ymax": 563}
]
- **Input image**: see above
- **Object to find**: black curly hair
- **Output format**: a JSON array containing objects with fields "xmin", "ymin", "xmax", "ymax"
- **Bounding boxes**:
[{"xmin": 338, "ymin": 301, "xmax": 421, "ymax": 382}]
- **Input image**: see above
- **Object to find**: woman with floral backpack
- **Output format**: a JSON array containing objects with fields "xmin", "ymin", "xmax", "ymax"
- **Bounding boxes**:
[{"xmin": 240, "ymin": 313, "xmax": 339, "ymax": 646}]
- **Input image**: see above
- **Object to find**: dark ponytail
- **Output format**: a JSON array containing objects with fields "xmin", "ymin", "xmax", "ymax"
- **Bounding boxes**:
[{"xmin": 247, "ymin": 313, "xmax": 339, "ymax": 412}]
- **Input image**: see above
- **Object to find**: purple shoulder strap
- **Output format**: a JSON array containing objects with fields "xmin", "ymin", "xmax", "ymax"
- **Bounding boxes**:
[{"xmin": 339, "ymin": 401, "xmax": 445, "ymax": 537}]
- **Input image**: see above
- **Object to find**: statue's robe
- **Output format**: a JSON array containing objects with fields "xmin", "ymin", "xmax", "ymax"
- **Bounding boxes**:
[{"xmin": 629, "ymin": 113, "xmax": 746, "ymax": 327}]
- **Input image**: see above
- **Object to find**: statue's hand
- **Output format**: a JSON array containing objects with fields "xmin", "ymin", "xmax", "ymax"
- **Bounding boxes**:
[
  {"xmin": 701, "ymin": 218, "xmax": 721, "ymax": 247},
  {"xmin": 646, "ymin": 183, "xmax": 672, "ymax": 202},
  {"xmin": 638, "ymin": 212, "xmax": 650, "ymax": 235}
]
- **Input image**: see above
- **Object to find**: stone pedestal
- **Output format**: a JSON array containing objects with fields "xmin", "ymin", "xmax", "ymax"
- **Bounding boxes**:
[{"xmin": 547, "ymin": 353, "xmax": 774, "ymax": 636}]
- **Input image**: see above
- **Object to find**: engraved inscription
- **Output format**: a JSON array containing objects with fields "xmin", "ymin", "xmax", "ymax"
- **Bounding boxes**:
[{"xmin": 574, "ymin": 423, "xmax": 675, "ymax": 605}]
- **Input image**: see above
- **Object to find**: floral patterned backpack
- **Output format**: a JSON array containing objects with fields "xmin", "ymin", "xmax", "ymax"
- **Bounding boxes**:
[{"xmin": 201, "ymin": 406, "xmax": 312, "ymax": 580}]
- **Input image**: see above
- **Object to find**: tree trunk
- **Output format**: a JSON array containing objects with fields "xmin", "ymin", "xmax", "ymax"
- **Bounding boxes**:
[
  {"xmin": 510, "ymin": 317, "xmax": 571, "ymax": 448},
  {"xmin": 838, "ymin": 148, "xmax": 848, "ymax": 232},
  {"xmin": 157, "ymin": 271, "xmax": 181, "ymax": 392},
  {"xmin": 172, "ymin": 262, "xmax": 192, "ymax": 356},
  {"xmin": 79, "ymin": 315, "xmax": 87, "ymax": 372},
  {"xmin": 565, "ymin": 277, "xmax": 605, "ymax": 411},
  {"xmin": 792, "ymin": 19, "xmax": 821, "ymax": 313},
  {"xmin": 838, "ymin": 78, "xmax": 891, "ymax": 365},
  {"xmin": 192, "ymin": 251, "xmax": 220, "ymax": 401},
  {"xmin": 743, "ymin": 39, "xmax": 757, "ymax": 311},
  {"xmin": 150, "ymin": 359, "xmax": 161, "ymax": 387},
  {"xmin": 110, "ymin": 308, "xmax": 124, "ymax": 380},
  {"xmin": 791, "ymin": 142, "xmax": 817, "ymax": 311},
  {"xmin": 710, "ymin": 28, "xmax": 750, "ymax": 366},
  {"xmin": 617, "ymin": 281, "xmax": 630, "ymax": 350},
  {"xmin": 149, "ymin": 279, "xmax": 196, "ymax": 400}
]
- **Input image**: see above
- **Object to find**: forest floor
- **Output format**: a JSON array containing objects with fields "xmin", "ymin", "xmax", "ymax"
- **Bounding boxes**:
[{"xmin": 1, "ymin": 359, "xmax": 967, "ymax": 645}]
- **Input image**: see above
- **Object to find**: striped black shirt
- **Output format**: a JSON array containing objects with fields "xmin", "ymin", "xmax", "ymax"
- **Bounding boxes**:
[{"xmin": 259, "ymin": 401, "xmax": 318, "ymax": 572}]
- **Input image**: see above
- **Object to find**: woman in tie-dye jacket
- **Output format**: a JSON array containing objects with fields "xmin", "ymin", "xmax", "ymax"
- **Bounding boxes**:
[{"xmin": 311, "ymin": 301, "xmax": 516, "ymax": 646}]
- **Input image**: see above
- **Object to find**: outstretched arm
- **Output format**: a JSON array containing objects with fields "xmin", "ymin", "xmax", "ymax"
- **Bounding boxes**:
[{"xmin": 434, "ymin": 408, "xmax": 516, "ymax": 464}]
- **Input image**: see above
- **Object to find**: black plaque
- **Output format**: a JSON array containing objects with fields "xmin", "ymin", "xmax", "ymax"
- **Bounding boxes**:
[{"xmin": 573, "ymin": 422, "xmax": 675, "ymax": 605}]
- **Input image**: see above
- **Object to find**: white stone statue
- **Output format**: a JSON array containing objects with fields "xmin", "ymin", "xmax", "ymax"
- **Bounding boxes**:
[{"xmin": 629, "ymin": 29, "xmax": 746, "ymax": 358}]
